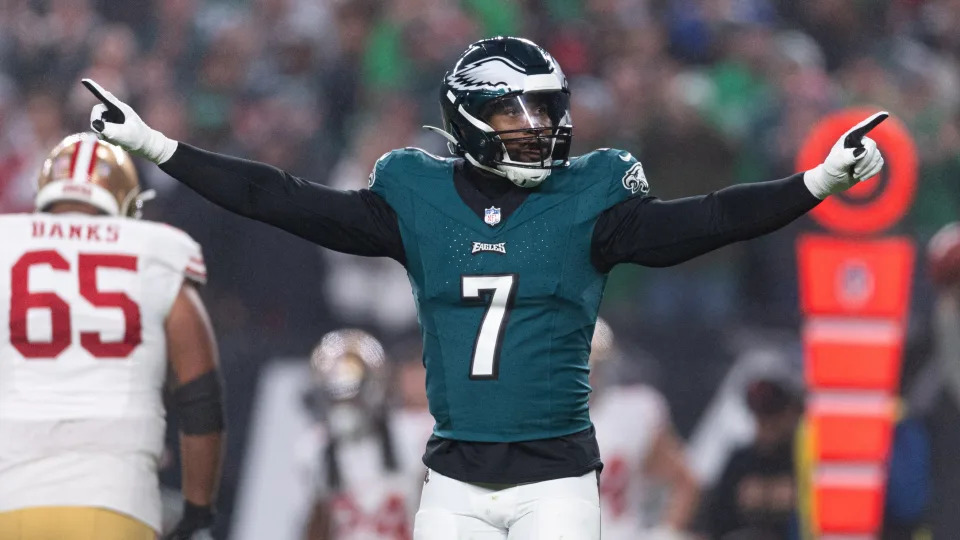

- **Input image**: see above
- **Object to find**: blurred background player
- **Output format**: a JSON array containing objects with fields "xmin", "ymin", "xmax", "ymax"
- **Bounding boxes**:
[
  {"xmin": 589, "ymin": 318, "xmax": 700, "ymax": 540},
  {"xmin": 705, "ymin": 374, "xmax": 804, "ymax": 540},
  {"xmin": 0, "ymin": 133, "xmax": 224, "ymax": 540},
  {"xmin": 299, "ymin": 329, "xmax": 432, "ymax": 540},
  {"xmin": 918, "ymin": 222, "xmax": 960, "ymax": 536}
]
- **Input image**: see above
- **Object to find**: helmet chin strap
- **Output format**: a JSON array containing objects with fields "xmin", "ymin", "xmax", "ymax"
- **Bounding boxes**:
[
  {"xmin": 501, "ymin": 164, "xmax": 551, "ymax": 188},
  {"xmin": 424, "ymin": 125, "xmax": 552, "ymax": 188},
  {"xmin": 464, "ymin": 153, "xmax": 550, "ymax": 188}
]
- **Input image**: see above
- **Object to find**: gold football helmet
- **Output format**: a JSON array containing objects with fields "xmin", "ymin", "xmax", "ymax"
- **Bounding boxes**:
[
  {"xmin": 36, "ymin": 132, "xmax": 153, "ymax": 217},
  {"xmin": 308, "ymin": 329, "xmax": 390, "ymax": 440},
  {"xmin": 310, "ymin": 328, "xmax": 388, "ymax": 405}
]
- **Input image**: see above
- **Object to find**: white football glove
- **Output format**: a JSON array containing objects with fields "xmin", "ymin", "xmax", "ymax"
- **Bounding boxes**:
[
  {"xmin": 82, "ymin": 78, "xmax": 178, "ymax": 164},
  {"xmin": 803, "ymin": 111, "xmax": 888, "ymax": 199}
]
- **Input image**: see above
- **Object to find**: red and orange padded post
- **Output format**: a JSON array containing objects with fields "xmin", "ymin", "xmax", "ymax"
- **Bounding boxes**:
[
  {"xmin": 814, "ymin": 467, "xmax": 887, "ymax": 534},
  {"xmin": 794, "ymin": 110, "xmax": 918, "ymax": 539}
]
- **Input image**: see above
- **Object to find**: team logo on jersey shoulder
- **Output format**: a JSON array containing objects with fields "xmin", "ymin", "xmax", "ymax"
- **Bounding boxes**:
[
  {"xmin": 471, "ymin": 241, "xmax": 507, "ymax": 255},
  {"xmin": 484, "ymin": 206, "xmax": 501, "ymax": 226},
  {"xmin": 621, "ymin": 162, "xmax": 649, "ymax": 195}
]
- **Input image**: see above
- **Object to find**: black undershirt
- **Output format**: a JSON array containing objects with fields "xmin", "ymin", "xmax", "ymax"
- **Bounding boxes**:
[{"xmin": 160, "ymin": 144, "xmax": 820, "ymax": 484}]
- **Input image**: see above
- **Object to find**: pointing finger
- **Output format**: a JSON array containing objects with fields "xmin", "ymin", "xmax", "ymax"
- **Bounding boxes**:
[
  {"xmin": 844, "ymin": 112, "xmax": 889, "ymax": 150},
  {"xmin": 81, "ymin": 78, "xmax": 126, "ymax": 124},
  {"xmin": 82, "ymin": 78, "xmax": 112, "ymax": 105}
]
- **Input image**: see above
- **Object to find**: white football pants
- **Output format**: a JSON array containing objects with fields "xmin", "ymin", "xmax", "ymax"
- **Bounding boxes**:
[{"xmin": 413, "ymin": 468, "xmax": 600, "ymax": 540}]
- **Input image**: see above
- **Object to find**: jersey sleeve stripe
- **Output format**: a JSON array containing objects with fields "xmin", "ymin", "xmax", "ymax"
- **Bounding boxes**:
[{"xmin": 185, "ymin": 268, "xmax": 208, "ymax": 284}]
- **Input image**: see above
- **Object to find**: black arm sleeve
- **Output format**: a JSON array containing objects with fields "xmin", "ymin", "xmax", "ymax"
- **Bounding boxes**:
[
  {"xmin": 159, "ymin": 144, "xmax": 405, "ymax": 264},
  {"xmin": 591, "ymin": 173, "xmax": 820, "ymax": 271}
]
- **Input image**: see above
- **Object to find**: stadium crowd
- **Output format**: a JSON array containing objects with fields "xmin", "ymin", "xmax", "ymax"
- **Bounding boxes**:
[{"xmin": 2, "ymin": 0, "xmax": 960, "ymax": 537}]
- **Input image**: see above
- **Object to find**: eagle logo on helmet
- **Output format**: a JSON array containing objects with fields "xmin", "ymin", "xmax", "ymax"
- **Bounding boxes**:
[{"xmin": 447, "ymin": 56, "xmax": 532, "ymax": 93}]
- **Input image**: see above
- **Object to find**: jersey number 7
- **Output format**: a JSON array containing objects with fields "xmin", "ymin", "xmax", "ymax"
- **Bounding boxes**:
[
  {"xmin": 461, "ymin": 274, "xmax": 517, "ymax": 380},
  {"xmin": 10, "ymin": 249, "xmax": 142, "ymax": 359}
]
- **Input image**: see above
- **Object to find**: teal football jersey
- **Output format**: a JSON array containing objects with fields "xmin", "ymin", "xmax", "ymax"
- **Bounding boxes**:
[{"xmin": 370, "ymin": 148, "xmax": 646, "ymax": 442}]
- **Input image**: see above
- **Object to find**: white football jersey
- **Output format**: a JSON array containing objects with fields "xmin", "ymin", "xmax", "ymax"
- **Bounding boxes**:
[
  {"xmin": 296, "ymin": 408, "xmax": 434, "ymax": 540},
  {"xmin": 593, "ymin": 385, "xmax": 668, "ymax": 540},
  {"xmin": 0, "ymin": 212, "xmax": 205, "ymax": 532}
]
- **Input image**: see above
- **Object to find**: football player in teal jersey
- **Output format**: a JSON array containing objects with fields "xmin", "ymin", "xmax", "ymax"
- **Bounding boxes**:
[{"xmin": 83, "ymin": 36, "xmax": 885, "ymax": 540}]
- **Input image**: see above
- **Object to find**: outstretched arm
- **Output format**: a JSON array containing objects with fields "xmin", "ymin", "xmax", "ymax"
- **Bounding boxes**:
[
  {"xmin": 592, "ymin": 112, "xmax": 887, "ymax": 271},
  {"xmin": 592, "ymin": 173, "xmax": 818, "ymax": 270},
  {"xmin": 159, "ymin": 144, "xmax": 405, "ymax": 262},
  {"xmin": 82, "ymin": 79, "xmax": 405, "ymax": 264}
]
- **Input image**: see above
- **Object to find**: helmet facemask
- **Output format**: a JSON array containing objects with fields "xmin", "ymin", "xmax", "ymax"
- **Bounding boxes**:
[{"xmin": 476, "ymin": 92, "xmax": 572, "ymax": 186}]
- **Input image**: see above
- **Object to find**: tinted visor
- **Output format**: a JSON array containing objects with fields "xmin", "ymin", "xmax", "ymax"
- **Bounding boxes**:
[{"xmin": 479, "ymin": 91, "xmax": 572, "ymax": 168}]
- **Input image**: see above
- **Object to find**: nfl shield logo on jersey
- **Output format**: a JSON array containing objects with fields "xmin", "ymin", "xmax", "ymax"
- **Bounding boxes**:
[{"xmin": 484, "ymin": 206, "xmax": 501, "ymax": 226}]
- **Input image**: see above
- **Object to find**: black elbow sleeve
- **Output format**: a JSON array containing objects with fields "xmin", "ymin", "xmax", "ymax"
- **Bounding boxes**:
[{"xmin": 173, "ymin": 370, "xmax": 225, "ymax": 435}]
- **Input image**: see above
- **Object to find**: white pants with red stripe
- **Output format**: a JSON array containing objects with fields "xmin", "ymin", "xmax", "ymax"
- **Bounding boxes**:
[{"xmin": 413, "ymin": 469, "xmax": 600, "ymax": 540}]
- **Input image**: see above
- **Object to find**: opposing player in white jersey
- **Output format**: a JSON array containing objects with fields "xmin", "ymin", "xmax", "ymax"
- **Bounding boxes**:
[
  {"xmin": 590, "ymin": 319, "xmax": 700, "ymax": 540},
  {"xmin": 299, "ymin": 329, "xmax": 434, "ymax": 540},
  {"xmin": 0, "ymin": 133, "xmax": 225, "ymax": 540}
]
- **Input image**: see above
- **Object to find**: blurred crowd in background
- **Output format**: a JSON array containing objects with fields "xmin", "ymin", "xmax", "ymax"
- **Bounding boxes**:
[{"xmin": 3, "ymin": 0, "xmax": 960, "ymax": 538}]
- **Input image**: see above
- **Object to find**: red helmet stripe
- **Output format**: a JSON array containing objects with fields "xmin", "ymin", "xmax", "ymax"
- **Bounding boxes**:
[
  {"xmin": 69, "ymin": 136, "xmax": 98, "ymax": 184},
  {"xmin": 85, "ymin": 140, "xmax": 100, "ymax": 181},
  {"xmin": 67, "ymin": 141, "xmax": 81, "ymax": 181}
]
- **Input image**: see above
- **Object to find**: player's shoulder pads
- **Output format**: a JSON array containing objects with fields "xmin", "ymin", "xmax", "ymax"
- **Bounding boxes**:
[
  {"xmin": 368, "ymin": 147, "xmax": 453, "ymax": 195},
  {"xmin": 585, "ymin": 148, "xmax": 650, "ymax": 206},
  {"xmin": 142, "ymin": 221, "xmax": 207, "ymax": 285}
]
